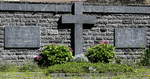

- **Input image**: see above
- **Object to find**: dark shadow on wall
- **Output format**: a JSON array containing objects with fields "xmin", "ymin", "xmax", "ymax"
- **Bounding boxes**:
[
  {"xmin": 57, "ymin": 19, "xmax": 96, "ymax": 56},
  {"xmin": 57, "ymin": 19, "xmax": 75, "ymax": 55}
]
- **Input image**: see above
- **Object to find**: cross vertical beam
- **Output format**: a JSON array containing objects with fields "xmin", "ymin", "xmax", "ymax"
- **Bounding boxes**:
[
  {"xmin": 74, "ymin": 2, "xmax": 83, "ymax": 55},
  {"xmin": 74, "ymin": 23, "xmax": 83, "ymax": 55},
  {"xmin": 73, "ymin": 2, "xmax": 83, "ymax": 15},
  {"xmin": 61, "ymin": 2, "xmax": 97, "ymax": 56}
]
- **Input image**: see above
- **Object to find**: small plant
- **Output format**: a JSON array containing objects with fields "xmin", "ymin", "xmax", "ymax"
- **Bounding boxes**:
[
  {"xmin": 140, "ymin": 49, "xmax": 150, "ymax": 66},
  {"xmin": 115, "ymin": 57, "xmax": 122, "ymax": 64},
  {"xmin": 35, "ymin": 44, "xmax": 73, "ymax": 66},
  {"xmin": 85, "ymin": 40, "xmax": 115, "ymax": 63}
]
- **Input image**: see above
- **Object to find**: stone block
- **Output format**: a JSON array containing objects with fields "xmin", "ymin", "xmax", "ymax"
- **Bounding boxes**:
[
  {"xmin": 5, "ymin": 26, "xmax": 40, "ymax": 48},
  {"xmin": 115, "ymin": 28, "xmax": 146, "ymax": 48},
  {"xmin": 61, "ymin": 15, "xmax": 97, "ymax": 24}
]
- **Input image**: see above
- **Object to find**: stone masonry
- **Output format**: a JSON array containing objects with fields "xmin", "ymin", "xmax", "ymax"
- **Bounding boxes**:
[{"xmin": 0, "ymin": 2, "xmax": 150, "ymax": 64}]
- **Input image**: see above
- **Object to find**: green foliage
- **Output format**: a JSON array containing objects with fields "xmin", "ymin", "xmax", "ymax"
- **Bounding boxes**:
[
  {"xmin": 0, "ymin": 72, "xmax": 51, "ymax": 79},
  {"xmin": 0, "ymin": 67, "xmax": 150, "ymax": 79},
  {"xmin": 19, "ymin": 62, "xmax": 41, "ymax": 72},
  {"xmin": 41, "ymin": 44, "xmax": 73, "ymax": 66},
  {"xmin": 140, "ymin": 49, "xmax": 150, "ymax": 66},
  {"xmin": 0, "ymin": 60, "xmax": 18, "ymax": 72},
  {"xmin": 85, "ymin": 44, "xmax": 115, "ymax": 63},
  {"xmin": 0, "ymin": 60, "xmax": 41, "ymax": 72},
  {"xmin": 47, "ymin": 62, "xmax": 134, "ymax": 74}
]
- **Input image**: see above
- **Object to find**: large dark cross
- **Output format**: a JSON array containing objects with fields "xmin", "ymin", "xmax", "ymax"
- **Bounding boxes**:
[{"xmin": 61, "ymin": 2, "xmax": 97, "ymax": 55}]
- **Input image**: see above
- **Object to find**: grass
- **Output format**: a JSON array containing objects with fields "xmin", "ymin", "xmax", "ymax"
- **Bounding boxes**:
[
  {"xmin": 0, "ymin": 67, "xmax": 149, "ymax": 79},
  {"xmin": 47, "ymin": 62, "xmax": 134, "ymax": 73},
  {"xmin": 0, "ymin": 62, "xmax": 149, "ymax": 79},
  {"xmin": 0, "ymin": 72, "xmax": 51, "ymax": 79}
]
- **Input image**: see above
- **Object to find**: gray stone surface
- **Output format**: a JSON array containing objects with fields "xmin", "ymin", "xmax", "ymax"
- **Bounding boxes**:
[
  {"xmin": 115, "ymin": 28, "xmax": 146, "ymax": 48},
  {"xmin": 0, "ymin": 2, "xmax": 72, "ymax": 12},
  {"xmin": 1, "ymin": 2, "xmax": 150, "ymax": 14},
  {"xmin": 62, "ymin": 15, "xmax": 97, "ymax": 24},
  {"xmin": 84, "ymin": 4, "xmax": 150, "ymax": 14},
  {"xmin": 0, "ymin": 2, "xmax": 149, "ymax": 64},
  {"xmin": 5, "ymin": 26, "xmax": 40, "ymax": 48},
  {"xmin": 61, "ymin": 2, "xmax": 97, "ymax": 55}
]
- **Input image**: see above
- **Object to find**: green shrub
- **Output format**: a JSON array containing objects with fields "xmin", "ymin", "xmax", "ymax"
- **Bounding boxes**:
[
  {"xmin": 140, "ymin": 49, "xmax": 150, "ymax": 66},
  {"xmin": 36, "ymin": 44, "xmax": 73, "ymax": 66},
  {"xmin": 85, "ymin": 42, "xmax": 115, "ymax": 63},
  {"xmin": 46, "ymin": 62, "xmax": 134, "ymax": 74}
]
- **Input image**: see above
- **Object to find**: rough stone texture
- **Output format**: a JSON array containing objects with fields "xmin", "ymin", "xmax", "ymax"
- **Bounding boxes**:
[
  {"xmin": 0, "ymin": 2, "xmax": 150, "ymax": 64},
  {"xmin": 88, "ymin": 14, "xmax": 150, "ymax": 64},
  {"xmin": 0, "ymin": 12, "xmax": 72, "ymax": 64},
  {"xmin": 0, "ymin": 12, "xmax": 148, "ymax": 64}
]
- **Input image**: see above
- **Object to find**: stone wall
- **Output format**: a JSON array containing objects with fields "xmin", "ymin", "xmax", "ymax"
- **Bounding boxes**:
[
  {"xmin": 0, "ymin": 2, "xmax": 150, "ymax": 65},
  {"xmin": 94, "ymin": 14, "xmax": 150, "ymax": 64},
  {"xmin": 87, "ymin": 0, "xmax": 146, "ymax": 5},
  {"xmin": 1, "ymin": 0, "xmax": 150, "ymax": 5},
  {"xmin": 0, "ymin": 12, "xmax": 72, "ymax": 64}
]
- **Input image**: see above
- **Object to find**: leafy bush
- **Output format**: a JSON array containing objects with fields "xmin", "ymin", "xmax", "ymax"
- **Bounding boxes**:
[
  {"xmin": 85, "ymin": 40, "xmax": 115, "ymax": 63},
  {"xmin": 46, "ymin": 62, "xmax": 134, "ymax": 74},
  {"xmin": 140, "ymin": 49, "xmax": 150, "ymax": 66},
  {"xmin": 35, "ymin": 44, "xmax": 73, "ymax": 66}
]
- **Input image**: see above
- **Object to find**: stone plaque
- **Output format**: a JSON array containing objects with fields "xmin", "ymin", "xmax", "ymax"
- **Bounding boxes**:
[
  {"xmin": 115, "ymin": 28, "xmax": 145, "ymax": 48},
  {"xmin": 5, "ymin": 26, "xmax": 40, "ymax": 48}
]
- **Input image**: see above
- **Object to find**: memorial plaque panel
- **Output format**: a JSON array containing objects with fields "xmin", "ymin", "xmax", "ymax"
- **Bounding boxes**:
[
  {"xmin": 5, "ymin": 26, "xmax": 40, "ymax": 48},
  {"xmin": 115, "ymin": 28, "xmax": 145, "ymax": 48}
]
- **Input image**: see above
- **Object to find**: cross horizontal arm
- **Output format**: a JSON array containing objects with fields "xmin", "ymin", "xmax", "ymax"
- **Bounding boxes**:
[{"xmin": 61, "ymin": 15, "xmax": 97, "ymax": 24}]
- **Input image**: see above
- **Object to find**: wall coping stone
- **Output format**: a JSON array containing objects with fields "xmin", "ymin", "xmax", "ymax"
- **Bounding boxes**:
[{"xmin": 0, "ymin": 2, "xmax": 150, "ymax": 14}]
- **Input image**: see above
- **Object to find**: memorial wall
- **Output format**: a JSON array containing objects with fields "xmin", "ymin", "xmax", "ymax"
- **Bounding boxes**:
[{"xmin": 0, "ymin": 2, "xmax": 149, "ymax": 64}]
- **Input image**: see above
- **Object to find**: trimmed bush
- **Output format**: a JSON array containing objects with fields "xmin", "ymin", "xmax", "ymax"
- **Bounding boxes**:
[
  {"xmin": 35, "ymin": 44, "xmax": 73, "ymax": 66},
  {"xmin": 85, "ymin": 40, "xmax": 115, "ymax": 63}
]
